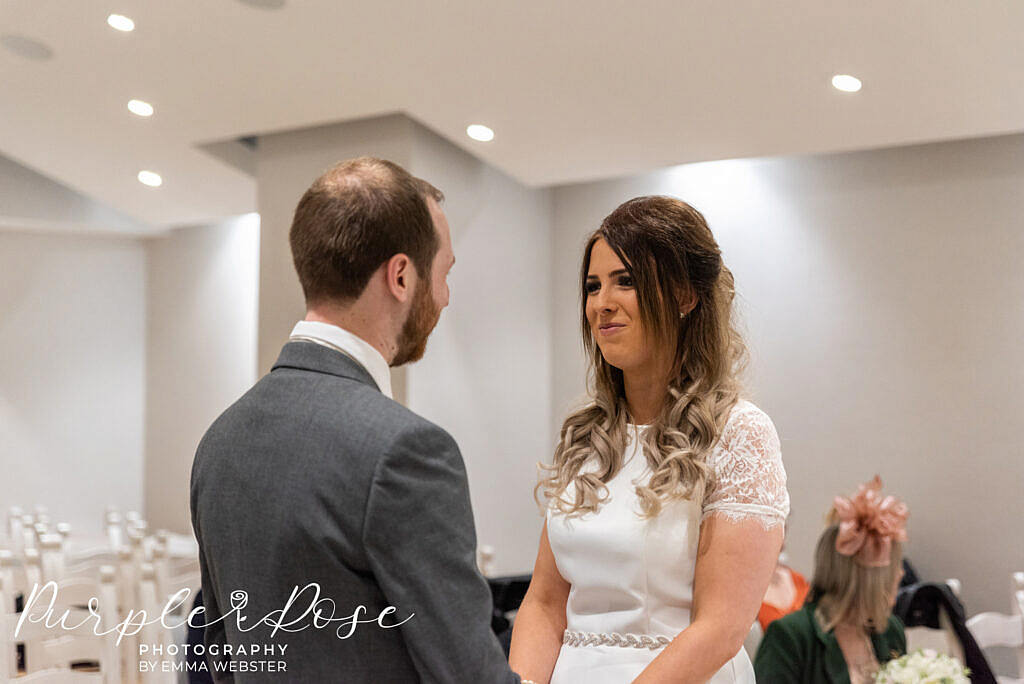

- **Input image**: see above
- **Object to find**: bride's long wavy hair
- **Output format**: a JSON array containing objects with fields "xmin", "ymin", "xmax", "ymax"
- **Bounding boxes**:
[{"xmin": 538, "ymin": 196, "xmax": 748, "ymax": 518}]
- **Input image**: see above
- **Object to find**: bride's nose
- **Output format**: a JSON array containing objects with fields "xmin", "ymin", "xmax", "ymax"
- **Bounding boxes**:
[{"xmin": 595, "ymin": 290, "xmax": 617, "ymax": 313}]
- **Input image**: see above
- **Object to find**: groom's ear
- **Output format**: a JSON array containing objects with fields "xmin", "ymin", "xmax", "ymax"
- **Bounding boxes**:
[{"xmin": 383, "ymin": 253, "xmax": 414, "ymax": 303}]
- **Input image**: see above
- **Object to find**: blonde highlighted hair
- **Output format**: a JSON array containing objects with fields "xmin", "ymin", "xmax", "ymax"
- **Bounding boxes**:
[
  {"xmin": 538, "ymin": 196, "xmax": 747, "ymax": 517},
  {"xmin": 810, "ymin": 523, "xmax": 904, "ymax": 633}
]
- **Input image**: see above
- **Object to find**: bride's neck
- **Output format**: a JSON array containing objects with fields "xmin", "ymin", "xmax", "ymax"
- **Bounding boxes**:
[
  {"xmin": 618, "ymin": 376, "xmax": 667, "ymax": 423},
  {"xmin": 622, "ymin": 367, "xmax": 670, "ymax": 425}
]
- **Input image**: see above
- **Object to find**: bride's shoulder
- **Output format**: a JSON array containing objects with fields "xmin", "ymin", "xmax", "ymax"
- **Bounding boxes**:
[
  {"xmin": 714, "ymin": 400, "xmax": 781, "ymax": 459},
  {"xmin": 704, "ymin": 400, "xmax": 789, "ymax": 520}
]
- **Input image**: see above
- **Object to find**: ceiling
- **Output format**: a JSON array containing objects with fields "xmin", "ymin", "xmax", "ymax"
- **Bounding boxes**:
[{"xmin": 1, "ymin": 0, "xmax": 1022, "ymax": 230}]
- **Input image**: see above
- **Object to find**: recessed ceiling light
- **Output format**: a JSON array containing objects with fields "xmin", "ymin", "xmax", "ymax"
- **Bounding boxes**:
[
  {"xmin": 137, "ymin": 170, "xmax": 162, "ymax": 187},
  {"xmin": 831, "ymin": 74, "xmax": 862, "ymax": 93},
  {"xmin": 0, "ymin": 34, "xmax": 54, "ymax": 61},
  {"xmin": 466, "ymin": 124, "xmax": 494, "ymax": 142},
  {"xmin": 107, "ymin": 14, "xmax": 135, "ymax": 32},
  {"xmin": 236, "ymin": 0, "xmax": 287, "ymax": 8},
  {"xmin": 127, "ymin": 99, "xmax": 153, "ymax": 117}
]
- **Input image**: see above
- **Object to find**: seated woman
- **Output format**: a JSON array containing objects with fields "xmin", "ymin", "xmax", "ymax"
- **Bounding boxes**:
[{"xmin": 754, "ymin": 477, "xmax": 908, "ymax": 684}]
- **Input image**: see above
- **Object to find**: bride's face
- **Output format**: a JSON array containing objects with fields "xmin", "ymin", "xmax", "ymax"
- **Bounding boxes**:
[{"xmin": 585, "ymin": 239, "xmax": 650, "ymax": 372}]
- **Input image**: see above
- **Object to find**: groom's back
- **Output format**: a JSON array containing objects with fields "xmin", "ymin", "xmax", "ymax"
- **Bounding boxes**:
[{"xmin": 191, "ymin": 343, "xmax": 424, "ymax": 682}]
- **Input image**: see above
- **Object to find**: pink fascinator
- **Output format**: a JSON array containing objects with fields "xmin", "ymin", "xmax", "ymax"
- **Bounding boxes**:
[{"xmin": 831, "ymin": 475, "xmax": 908, "ymax": 568}]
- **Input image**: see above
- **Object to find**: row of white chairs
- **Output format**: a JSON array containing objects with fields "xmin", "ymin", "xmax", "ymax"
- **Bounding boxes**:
[{"xmin": 2, "ymin": 506, "xmax": 201, "ymax": 684}]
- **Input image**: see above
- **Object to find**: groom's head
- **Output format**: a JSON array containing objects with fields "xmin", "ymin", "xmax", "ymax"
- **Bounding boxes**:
[{"xmin": 289, "ymin": 157, "xmax": 452, "ymax": 365}]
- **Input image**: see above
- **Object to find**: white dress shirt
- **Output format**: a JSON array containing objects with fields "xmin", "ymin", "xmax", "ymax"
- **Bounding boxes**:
[{"xmin": 289, "ymin": 320, "xmax": 393, "ymax": 399}]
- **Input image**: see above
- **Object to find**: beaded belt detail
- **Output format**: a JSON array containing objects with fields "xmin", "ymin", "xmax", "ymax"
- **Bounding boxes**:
[{"xmin": 563, "ymin": 630, "xmax": 671, "ymax": 650}]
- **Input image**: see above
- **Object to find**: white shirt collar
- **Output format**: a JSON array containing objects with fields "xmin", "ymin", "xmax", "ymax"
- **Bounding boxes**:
[{"xmin": 289, "ymin": 320, "xmax": 393, "ymax": 399}]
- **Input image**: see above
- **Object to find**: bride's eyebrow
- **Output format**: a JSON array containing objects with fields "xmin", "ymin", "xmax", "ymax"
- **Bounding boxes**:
[{"xmin": 586, "ymin": 269, "xmax": 629, "ymax": 279}]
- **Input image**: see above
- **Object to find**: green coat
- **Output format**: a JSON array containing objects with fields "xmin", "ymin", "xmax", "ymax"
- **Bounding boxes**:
[{"xmin": 753, "ymin": 601, "xmax": 906, "ymax": 683}]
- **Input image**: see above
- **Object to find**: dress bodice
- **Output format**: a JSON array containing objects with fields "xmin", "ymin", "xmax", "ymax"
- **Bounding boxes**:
[
  {"xmin": 548, "ymin": 431, "xmax": 704, "ymax": 638},
  {"xmin": 546, "ymin": 400, "xmax": 789, "ymax": 683}
]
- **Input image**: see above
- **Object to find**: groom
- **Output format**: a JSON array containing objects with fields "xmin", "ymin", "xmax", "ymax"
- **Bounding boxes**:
[{"xmin": 191, "ymin": 158, "xmax": 519, "ymax": 682}]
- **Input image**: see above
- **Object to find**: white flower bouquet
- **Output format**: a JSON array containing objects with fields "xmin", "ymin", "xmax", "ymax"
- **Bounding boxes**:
[{"xmin": 875, "ymin": 649, "xmax": 971, "ymax": 683}]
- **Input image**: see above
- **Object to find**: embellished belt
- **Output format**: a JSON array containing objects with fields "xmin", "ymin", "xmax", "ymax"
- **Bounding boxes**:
[{"xmin": 562, "ymin": 630, "xmax": 671, "ymax": 650}]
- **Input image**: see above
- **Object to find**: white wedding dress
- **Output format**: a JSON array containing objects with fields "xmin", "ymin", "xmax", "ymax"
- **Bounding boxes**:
[{"xmin": 547, "ymin": 400, "xmax": 789, "ymax": 683}]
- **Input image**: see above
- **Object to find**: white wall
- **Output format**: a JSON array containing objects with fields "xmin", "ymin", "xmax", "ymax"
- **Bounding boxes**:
[
  {"xmin": 0, "ymin": 151, "xmax": 260, "ymax": 541},
  {"xmin": 0, "ymin": 230, "xmax": 146, "ymax": 537},
  {"xmin": 408, "ymin": 122, "xmax": 554, "ymax": 575},
  {"xmin": 0, "ymin": 211, "xmax": 259, "ymax": 542},
  {"xmin": 144, "ymin": 214, "xmax": 260, "ymax": 533},
  {"xmin": 551, "ymin": 133, "xmax": 1024, "ymax": 620},
  {"xmin": 0, "ymin": 152, "xmax": 144, "ymax": 233}
]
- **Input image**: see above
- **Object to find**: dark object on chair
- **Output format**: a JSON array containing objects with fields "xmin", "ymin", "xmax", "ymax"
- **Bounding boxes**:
[
  {"xmin": 894, "ymin": 582, "xmax": 997, "ymax": 684},
  {"xmin": 489, "ymin": 574, "xmax": 532, "ymax": 616},
  {"xmin": 900, "ymin": 558, "xmax": 920, "ymax": 588},
  {"xmin": 487, "ymin": 574, "xmax": 532, "ymax": 657},
  {"xmin": 187, "ymin": 589, "xmax": 215, "ymax": 684}
]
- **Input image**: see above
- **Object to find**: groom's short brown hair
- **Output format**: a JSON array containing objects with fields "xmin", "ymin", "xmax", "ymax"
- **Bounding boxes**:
[{"xmin": 290, "ymin": 157, "xmax": 443, "ymax": 305}]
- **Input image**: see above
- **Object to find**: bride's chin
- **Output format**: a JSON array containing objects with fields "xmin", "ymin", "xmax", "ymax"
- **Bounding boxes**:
[{"xmin": 598, "ymin": 352, "xmax": 627, "ymax": 371}]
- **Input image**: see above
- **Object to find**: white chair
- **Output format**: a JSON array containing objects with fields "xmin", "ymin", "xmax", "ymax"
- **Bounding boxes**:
[
  {"xmin": 1, "ymin": 567, "xmax": 120, "ymax": 683},
  {"xmin": 1, "ymin": 505, "xmax": 201, "ymax": 683},
  {"xmin": 0, "ymin": 552, "xmax": 17, "ymax": 617},
  {"xmin": 743, "ymin": 620, "xmax": 763, "ymax": 660},
  {"xmin": 124, "ymin": 513, "xmax": 142, "ymax": 532},
  {"xmin": 7, "ymin": 616, "xmax": 110, "ymax": 682},
  {"xmin": 965, "ymin": 573, "xmax": 1024, "ymax": 684},
  {"xmin": 127, "ymin": 531, "xmax": 147, "ymax": 583},
  {"xmin": 23, "ymin": 549, "xmax": 43, "ymax": 591},
  {"xmin": 21, "ymin": 515, "xmax": 37, "ymax": 554},
  {"xmin": 15, "ymin": 669, "xmax": 102, "ymax": 683},
  {"xmin": 115, "ymin": 547, "xmax": 138, "ymax": 611},
  {"xmin": 904, "ymin": 578, "xmax": 967, "ymax": 664},
  {"xmin": 105, "ymin": 512, "xmax": 125, "ymax": 551},
  {"xmin": 64, "ymin": 549, "xmax": 121, "ymax": 584},
  {"xmin": 138, "ymin": 564, "xmax": 176, "ymax": 684},
  {"xmin": 7, "ymin": 509, "xmax": 25, "ymax": 556},
  {"xmin": 1014, "ymin": 572, "xmax": 1024, "ymax": 616},
  {"xmin": 38, "ymin": 535, "xmax": 66, "ymax": 584},
  {"xmin": 150, "ymin": 546, "xmax": 201, "ymax": 623},
  {"xmin": 114, "ymin": 548, "xmax": 149, "ymax": 684},
  {"xmin": 158, "ymin": 531, "xmax": 199, "ymax": 560},
  {"xmin": 0, "ymin": 570, "xmax": 16, "ymax": 681}
]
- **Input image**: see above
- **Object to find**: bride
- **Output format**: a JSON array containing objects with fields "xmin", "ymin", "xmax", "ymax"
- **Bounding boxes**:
[{"xmin": 509, "ymin": 196, "xmax": 789, "ymax": 683}]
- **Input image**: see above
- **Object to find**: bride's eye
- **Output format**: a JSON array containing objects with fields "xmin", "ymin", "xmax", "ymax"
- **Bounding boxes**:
[
  {"xmin": 618, "ymin": 274, "xmax": 635, "ymax": 288},
  {"xmin": 584, "ymin": 280, "xmax": 600, "ymax": 295}
]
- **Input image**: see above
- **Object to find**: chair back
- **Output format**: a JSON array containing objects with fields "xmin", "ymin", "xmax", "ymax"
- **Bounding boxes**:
[
  {"xmin": 965, "ymin": 572, "xmax": 1024, "ymax": 684},
  {"xmin": 895, "ymin": 581, "xmax": 998, "ymax": 684}
]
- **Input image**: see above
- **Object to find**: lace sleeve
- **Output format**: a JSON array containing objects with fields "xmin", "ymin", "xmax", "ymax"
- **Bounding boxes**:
[{"xmin": 701, "ymin": 402, "xmax": 789, "ymax": 529}]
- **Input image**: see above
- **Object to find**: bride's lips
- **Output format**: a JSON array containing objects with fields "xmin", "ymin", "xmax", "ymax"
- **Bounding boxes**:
[{"xmin": 598, "ymin": 323, "xmax": 625, "ymax": 337}]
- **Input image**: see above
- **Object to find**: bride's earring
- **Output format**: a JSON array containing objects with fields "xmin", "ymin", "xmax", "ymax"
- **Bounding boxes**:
[{"xmin": 679, "ymin": 311, "xmax": 687, "ymax": 319}]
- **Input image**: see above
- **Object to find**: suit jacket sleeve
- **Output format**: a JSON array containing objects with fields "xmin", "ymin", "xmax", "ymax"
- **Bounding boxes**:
[
  {"xmin": 193, "ymin": 523, "xmax": 234, "ymax": 682},
  {"xmin": 362, "ymin": 423, "xmax": 519, "ymax": 684}
]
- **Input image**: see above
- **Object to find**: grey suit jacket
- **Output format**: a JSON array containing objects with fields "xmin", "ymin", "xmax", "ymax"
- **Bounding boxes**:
[{"xmin": 190, "ymin": 341, "xmax": 519, "ymax": 683}]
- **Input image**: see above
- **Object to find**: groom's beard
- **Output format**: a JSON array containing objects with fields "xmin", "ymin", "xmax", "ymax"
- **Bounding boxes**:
[{"xmin": 391, "ymin": 278, "xmax": 440, "ymax": 367}]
